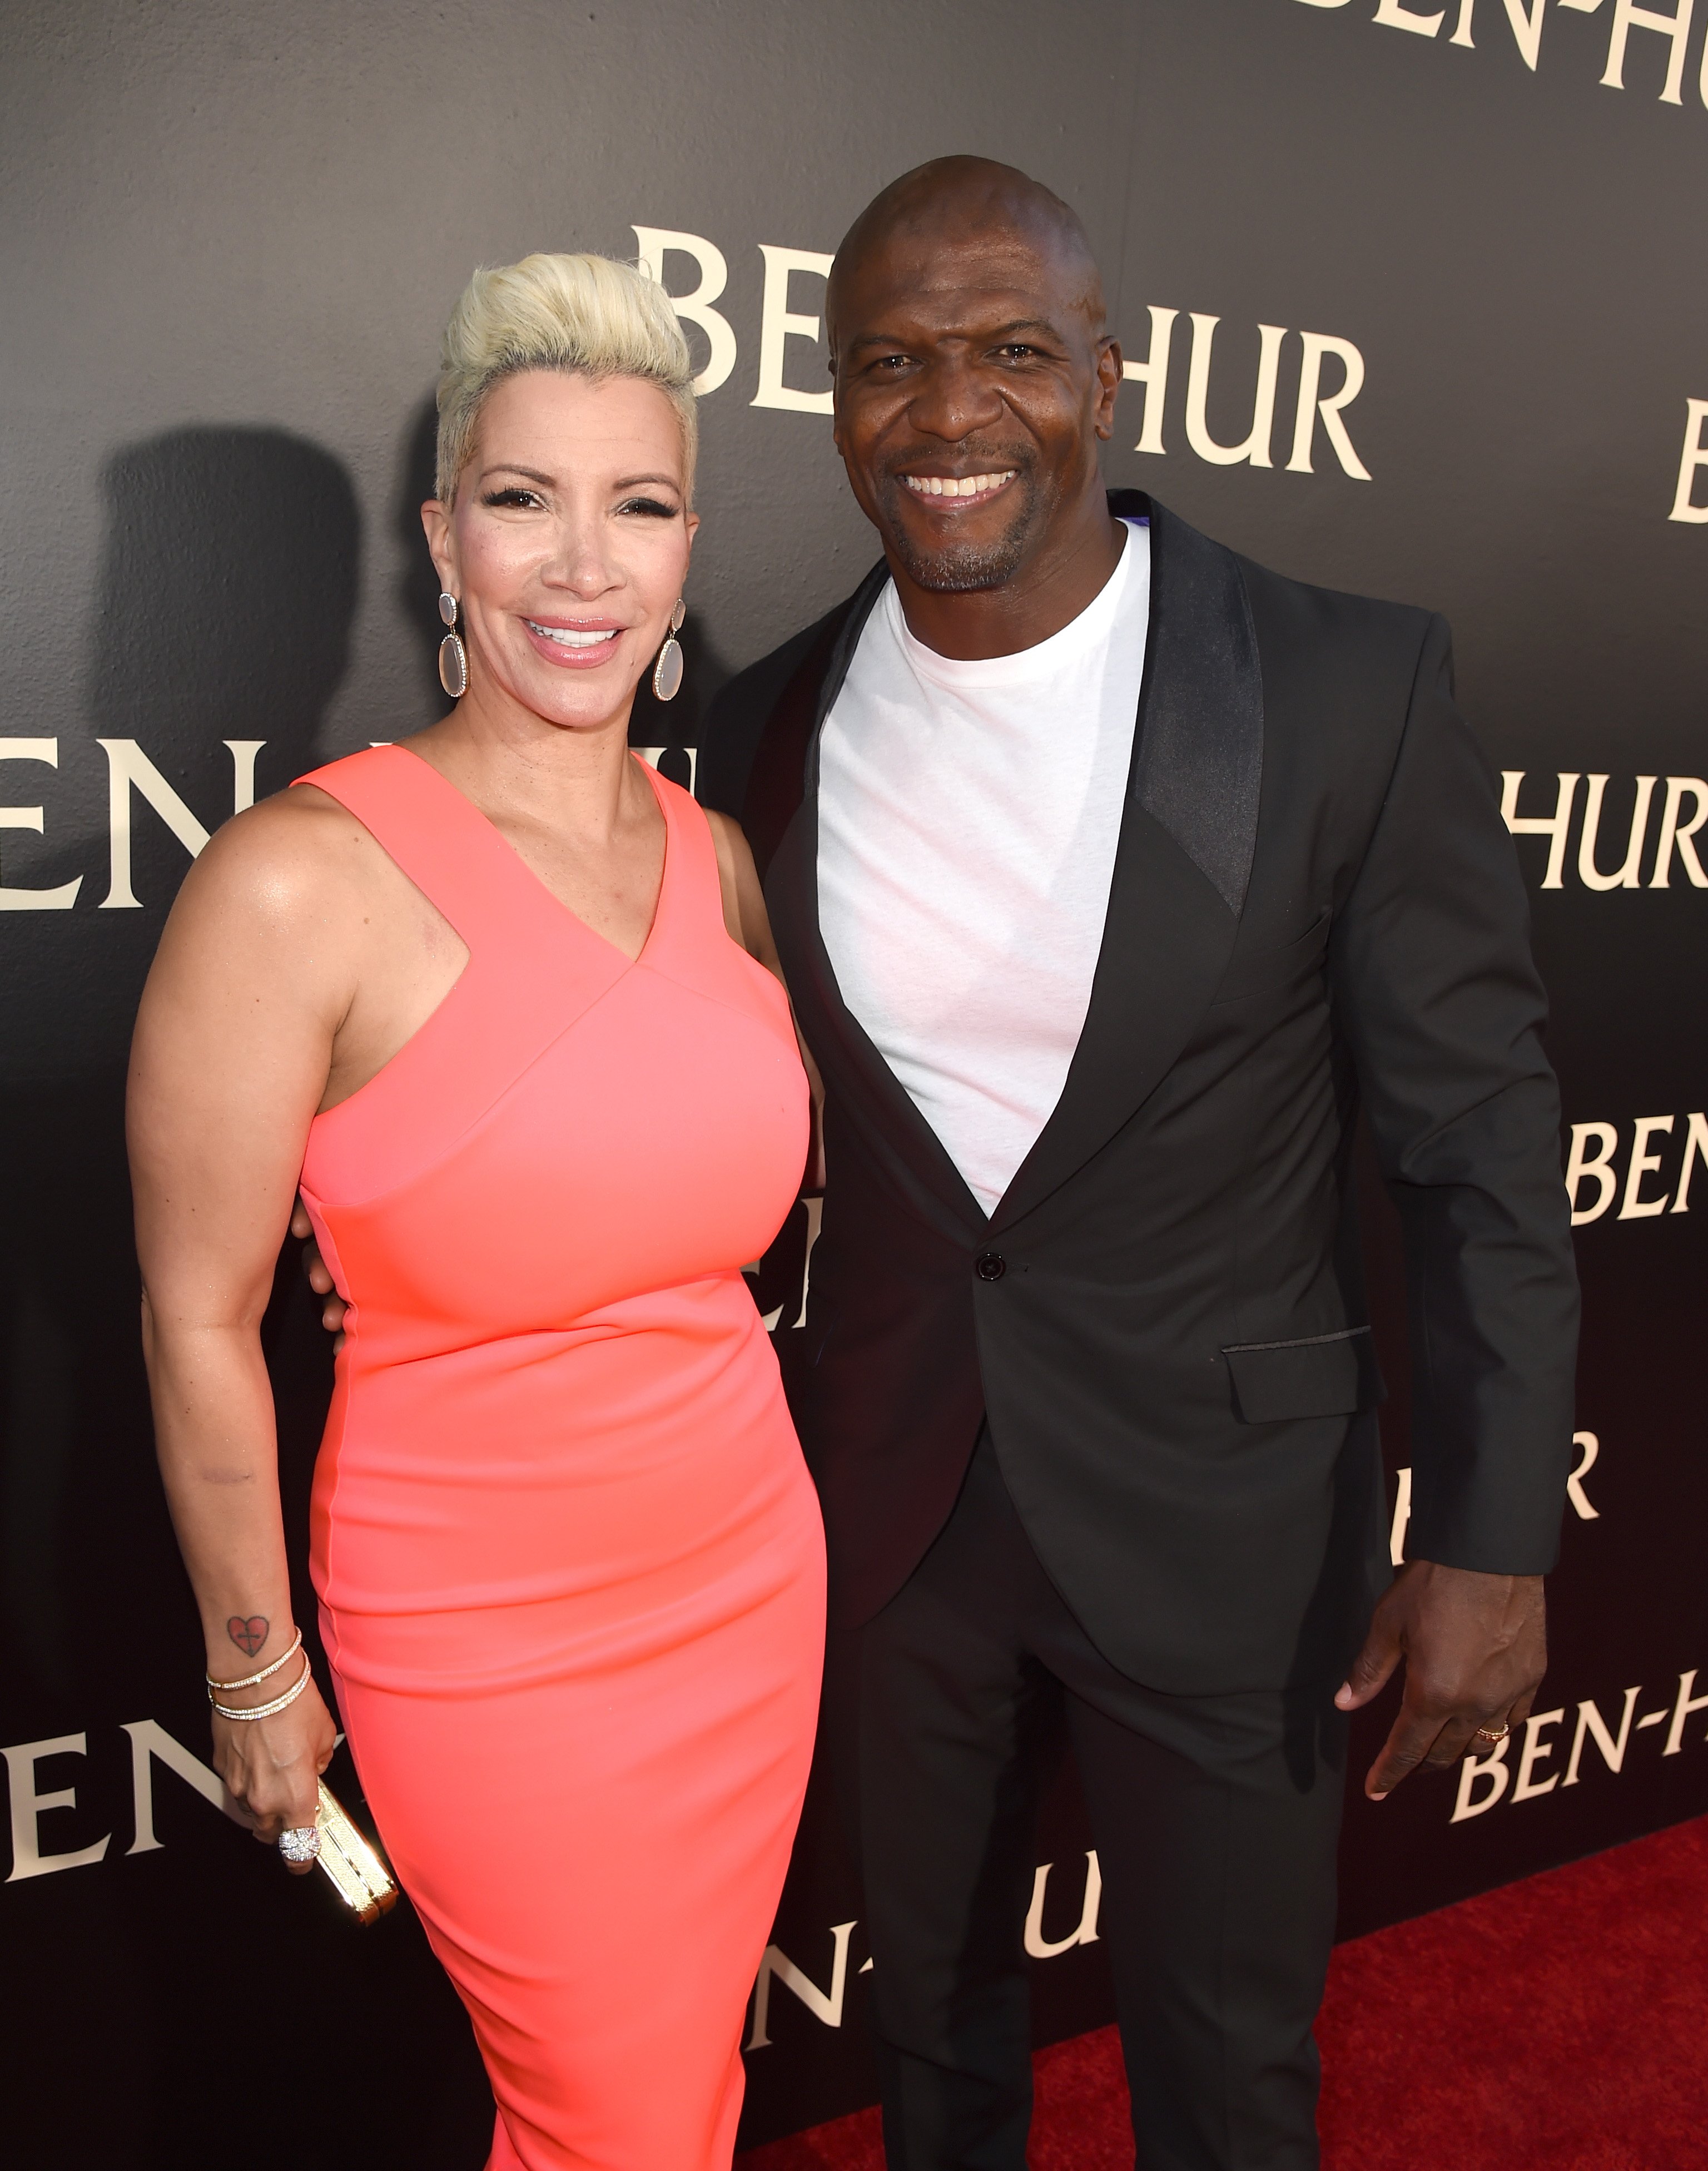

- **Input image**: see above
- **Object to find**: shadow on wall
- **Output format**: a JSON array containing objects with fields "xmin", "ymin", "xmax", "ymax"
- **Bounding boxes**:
[
  {"xmin": 93, "ymin": 423, "xmax": 360, "ymax": 765},
  {"xmin": 1, "ymin": 423, "xmax": 495, "ymax": 2170},
  {"xmin": 7, "ymin": 425, "xmax": 364, "ymax": 1077},
  {"xmin": 3, "ymin": 425, "xmax": 361, "ymax": 1709}
]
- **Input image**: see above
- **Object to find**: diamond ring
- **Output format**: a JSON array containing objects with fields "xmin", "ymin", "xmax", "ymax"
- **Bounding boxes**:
[
  {"xmin": 278, "ymin": 1825, "xmax": 322, "ymax": 1863},
  {"xmin": 1473, "ymin": 1723, "xmax": 1510, "ymax": 1746}
]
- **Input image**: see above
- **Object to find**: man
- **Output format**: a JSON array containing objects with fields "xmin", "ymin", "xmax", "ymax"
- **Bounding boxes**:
[{"xmin": 697, "ymin": 157, "xmax": 1578, "ymax": 2171}]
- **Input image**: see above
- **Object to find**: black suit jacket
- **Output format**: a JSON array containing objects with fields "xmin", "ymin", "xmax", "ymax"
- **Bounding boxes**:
[{"xmin": 700, "ymin": 493, "xmax": 1579, "ymax": 1695}]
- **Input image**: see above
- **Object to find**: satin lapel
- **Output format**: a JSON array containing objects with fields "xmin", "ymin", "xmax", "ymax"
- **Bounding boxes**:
[
  {"xmin": 990, "ymin": 497, "xmax": 1264, "ymax": 1233},
  {"xmin": 765, "ymin": 564, "xmax": 989, "ymax": 1247}
]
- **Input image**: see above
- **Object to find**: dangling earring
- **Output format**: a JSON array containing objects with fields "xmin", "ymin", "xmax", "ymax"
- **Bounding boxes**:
[
  {"xmin": 438, "ymin": 592, "xmax": 468, "ymax": 698},
  {"xmin": 652, "ymin": 599, "xmax": 686, "ymax": 702}
]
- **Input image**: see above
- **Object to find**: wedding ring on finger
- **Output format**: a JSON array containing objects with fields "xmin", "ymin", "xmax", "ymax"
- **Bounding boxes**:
[
  {"xmin": 278, "ymin": 1825, "xmax": 322, "ymax": 1865},
  {"xmin": 1473, "ymin": 1722, "xmax": 1511, "ymax": 1747}
]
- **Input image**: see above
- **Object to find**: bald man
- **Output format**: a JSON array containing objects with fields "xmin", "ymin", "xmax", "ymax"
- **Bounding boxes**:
[{"xmin": 700, "ymin": 157, "xmax": 1576, "ymax": 2170}]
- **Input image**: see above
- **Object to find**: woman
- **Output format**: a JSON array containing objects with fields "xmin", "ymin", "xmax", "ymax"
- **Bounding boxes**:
[{"xmin": 128, "ymin": 253, "xmax": 826, "ymax": 2170}]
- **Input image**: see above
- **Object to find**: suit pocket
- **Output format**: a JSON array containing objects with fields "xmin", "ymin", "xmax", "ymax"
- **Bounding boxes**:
[
  {"xmin": 1211, "ymin": 909, "xmax": 1330, "ymax": 1004},
  {"xmin": 1222, "ymin": 1325, "xmax": 1383, "ymax": 1422}
]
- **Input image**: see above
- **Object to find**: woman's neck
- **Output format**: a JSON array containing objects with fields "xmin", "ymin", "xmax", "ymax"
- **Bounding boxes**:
[{"xmin": 409, "ymin": 686, "xmax": 645, "ymax": 847}]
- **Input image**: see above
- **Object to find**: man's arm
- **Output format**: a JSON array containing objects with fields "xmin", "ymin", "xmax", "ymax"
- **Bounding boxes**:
[{"xmin": 1328, "ymin": 613, "xmax": 1580, "ymax": 1797}]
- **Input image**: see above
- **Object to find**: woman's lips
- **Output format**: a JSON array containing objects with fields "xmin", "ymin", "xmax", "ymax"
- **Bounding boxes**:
[{"xmin": 522, "ymin": 617, "xmax": 626, "ymax": 668}]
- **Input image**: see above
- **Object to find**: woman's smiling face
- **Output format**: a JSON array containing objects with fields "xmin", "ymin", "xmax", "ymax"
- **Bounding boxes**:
[{"xmin": 425, "ymin": 366, "xmax": 697, "ymax": 735}]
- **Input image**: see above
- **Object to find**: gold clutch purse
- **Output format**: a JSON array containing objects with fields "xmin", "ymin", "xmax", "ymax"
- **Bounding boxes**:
[{"xmin": 314, "ymin": 1780, "xmax": 398, "ymax": 1922}]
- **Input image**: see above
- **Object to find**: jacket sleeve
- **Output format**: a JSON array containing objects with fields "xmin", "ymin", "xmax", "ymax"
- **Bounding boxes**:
[{"xmin": 1329, "ymin": 613, "xmax": 1579, "ymax": 1574}]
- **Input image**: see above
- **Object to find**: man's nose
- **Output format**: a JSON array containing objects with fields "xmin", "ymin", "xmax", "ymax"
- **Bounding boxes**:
[{"xmin": 906, "ymin": 358, "xmax": 1004, "ymax": 443}]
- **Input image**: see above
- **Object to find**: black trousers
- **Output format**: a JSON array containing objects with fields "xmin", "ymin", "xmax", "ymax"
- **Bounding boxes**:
[{"xmin": 832, "ymin": 1431, "xmax": 1349, "ymax": 2171}]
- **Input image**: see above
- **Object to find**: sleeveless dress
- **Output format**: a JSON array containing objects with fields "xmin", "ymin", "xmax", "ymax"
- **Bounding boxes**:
[{"xmin": 293, "ymin": 744, "xmax": 825, "ymax": 2171}]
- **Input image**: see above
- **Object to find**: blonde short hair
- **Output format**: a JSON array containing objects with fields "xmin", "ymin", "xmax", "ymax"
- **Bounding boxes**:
[{"xmin": 435, "ymin": 252, "xmax": 697, "ymax": 502}]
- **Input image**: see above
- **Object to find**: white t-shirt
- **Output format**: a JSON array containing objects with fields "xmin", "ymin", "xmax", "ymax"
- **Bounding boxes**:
[{"xmin": 817, "ymin": 518, "xmax": 1151, "ymax": 1218}]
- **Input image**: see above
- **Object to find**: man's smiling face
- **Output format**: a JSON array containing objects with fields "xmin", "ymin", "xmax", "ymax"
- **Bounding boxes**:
[{"xmin": 827, "ymin": 178, "xmax": 1120, "ymax": 597}]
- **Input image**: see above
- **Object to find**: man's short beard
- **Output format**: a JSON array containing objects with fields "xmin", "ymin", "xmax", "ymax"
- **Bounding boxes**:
[{"xmin": 876, "ymin": 470, "xmax": 1044, "ymax": 593}]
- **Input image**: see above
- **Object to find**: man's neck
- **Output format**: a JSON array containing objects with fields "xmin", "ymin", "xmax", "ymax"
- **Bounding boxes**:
[{"xmin": 888, "ymin": 498, "xmax": 1127, "ymax": 662}]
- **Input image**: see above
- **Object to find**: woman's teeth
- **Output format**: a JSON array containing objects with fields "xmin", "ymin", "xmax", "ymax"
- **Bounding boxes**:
[
  {"xmin": 901, "ymin": 471, "xmax": 1016, "ymax": 499},
  {"xmin": 526, "ymin": 621, "xmax": 619, "ymax": 648}
]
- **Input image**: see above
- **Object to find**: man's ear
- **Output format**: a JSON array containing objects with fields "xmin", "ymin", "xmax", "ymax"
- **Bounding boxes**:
[{"xmin": 1092, "ymin": 335, "xmax": 1124, "ymax": 443}]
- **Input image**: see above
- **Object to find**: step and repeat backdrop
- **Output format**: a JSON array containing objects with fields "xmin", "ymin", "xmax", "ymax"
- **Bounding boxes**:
[{"xmin": 2, "ymin": 1, "xmax": 1705, "ymax": 2160}]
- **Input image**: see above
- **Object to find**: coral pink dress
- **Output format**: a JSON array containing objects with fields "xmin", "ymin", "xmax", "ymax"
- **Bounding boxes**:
[{"xmin": 294, "ymin": 744, "xmax": 825, "ymax": 2170}]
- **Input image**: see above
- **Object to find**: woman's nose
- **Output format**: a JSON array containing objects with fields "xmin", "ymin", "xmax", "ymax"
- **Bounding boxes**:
[{"xmin": 544, "ymin": 520, "xmax": 618, "ymax": 594}]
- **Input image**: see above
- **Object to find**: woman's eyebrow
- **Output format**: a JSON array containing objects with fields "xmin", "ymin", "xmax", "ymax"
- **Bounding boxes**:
[{"xmin": 475, "ymin": 465, "xmax": 681, "ymax": 492}]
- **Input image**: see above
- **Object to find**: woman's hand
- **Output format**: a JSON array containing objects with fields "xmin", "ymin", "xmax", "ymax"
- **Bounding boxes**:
[{"xmin": 212, "ymin": 1672, "xmax": 339, "ymax": 1873}]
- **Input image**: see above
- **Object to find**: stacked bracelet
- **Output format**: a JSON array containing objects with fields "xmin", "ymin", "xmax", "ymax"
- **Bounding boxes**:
[
  {"xmin": 210, "ymin": 1651, "xmax": 312, "ymax": 1723},
  {"xmin": 207, "ymin": 1627, "xmax": 302, "ymax": 1701}
]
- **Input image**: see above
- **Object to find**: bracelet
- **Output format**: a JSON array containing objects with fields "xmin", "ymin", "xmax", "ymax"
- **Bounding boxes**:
[
  {"xmin": 211, "ymin": 1652, "xmax": 312, "ymax": 1722},
  {"xmin": 207, "ymin": 1626, "xmax": 303, "ymax": 1698}
]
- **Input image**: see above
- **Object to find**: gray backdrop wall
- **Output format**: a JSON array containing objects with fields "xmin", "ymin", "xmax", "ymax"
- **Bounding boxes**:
[{"xmin": 2, "ymin": 1, "xmax": 1705, "ymax": 2160}]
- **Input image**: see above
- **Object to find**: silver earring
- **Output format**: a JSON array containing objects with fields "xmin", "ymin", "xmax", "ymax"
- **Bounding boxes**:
[
  {"xmin": 438, "ymin": 592, "xmax": 468, "ymax": 699},
  {"xmin": 652, "ymin": 599, "xmax": 686, "ymax": 702}
]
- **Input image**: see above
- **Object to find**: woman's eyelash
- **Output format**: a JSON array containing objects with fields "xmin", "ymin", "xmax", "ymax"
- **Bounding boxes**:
[{"xmin": 479, "ymin": 488, "xmax": 677, "ymax": 516}]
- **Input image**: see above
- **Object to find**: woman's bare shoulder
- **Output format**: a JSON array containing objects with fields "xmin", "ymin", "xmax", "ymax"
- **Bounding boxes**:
[
  {"xmin": 162, "ymin": 782, "xmax": 384, "ymax": 945},
  {"xmin": 701, "ymin": 807, "xmax": 759, "ymax": 878},
  {"xmin": 699, "ymin": 808, "xmax": 746, "ymax": 943},
  {"xmin": 700, "ymin": 809, "xmax": 785, "ymax": 978}
]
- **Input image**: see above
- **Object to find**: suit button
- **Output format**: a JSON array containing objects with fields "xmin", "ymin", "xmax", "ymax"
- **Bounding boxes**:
[{"xmin": 975, "ymin": 1250, "xmax": 1006, "ymax": 1282}]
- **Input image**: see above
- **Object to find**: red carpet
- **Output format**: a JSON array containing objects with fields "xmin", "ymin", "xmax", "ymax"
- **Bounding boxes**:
[{"xmin": 737, "ymin": 1813, "xmax": 1708, "ymax": 2170}]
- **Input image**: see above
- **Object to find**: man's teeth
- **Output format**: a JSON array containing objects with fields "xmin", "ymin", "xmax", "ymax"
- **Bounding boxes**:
[
  {"xmin": 527, "ymin": 621, "xmax": 619, "ymax": 648},
  {"xmin": 901, "ymin": 471, "xmax": 1015, "ymax": 499}
]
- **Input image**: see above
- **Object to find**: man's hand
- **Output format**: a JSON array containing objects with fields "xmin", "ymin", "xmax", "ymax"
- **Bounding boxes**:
[
  {"xmin": 289, "ymin": 1200, "xmax": 348, "ymax": 1347},
  {"xmin": 1335, "ymin": 1560, "xmax": 1546, "ymax": 1800}
]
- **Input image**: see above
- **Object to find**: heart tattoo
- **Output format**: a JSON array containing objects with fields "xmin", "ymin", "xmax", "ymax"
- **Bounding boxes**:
[{"xmin": 227, "ymin": 1615, "xmax": 269, "ymax": 1657}]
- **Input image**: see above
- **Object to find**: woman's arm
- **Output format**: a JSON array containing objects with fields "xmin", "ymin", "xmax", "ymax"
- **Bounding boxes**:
[
  {"xmin": 704, "ymin": 809, "xmax": 826, "ymax": 1190},
  {"xmin": 128, "ymin": 797, "xmax": 352, "ymax": 1862}
]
